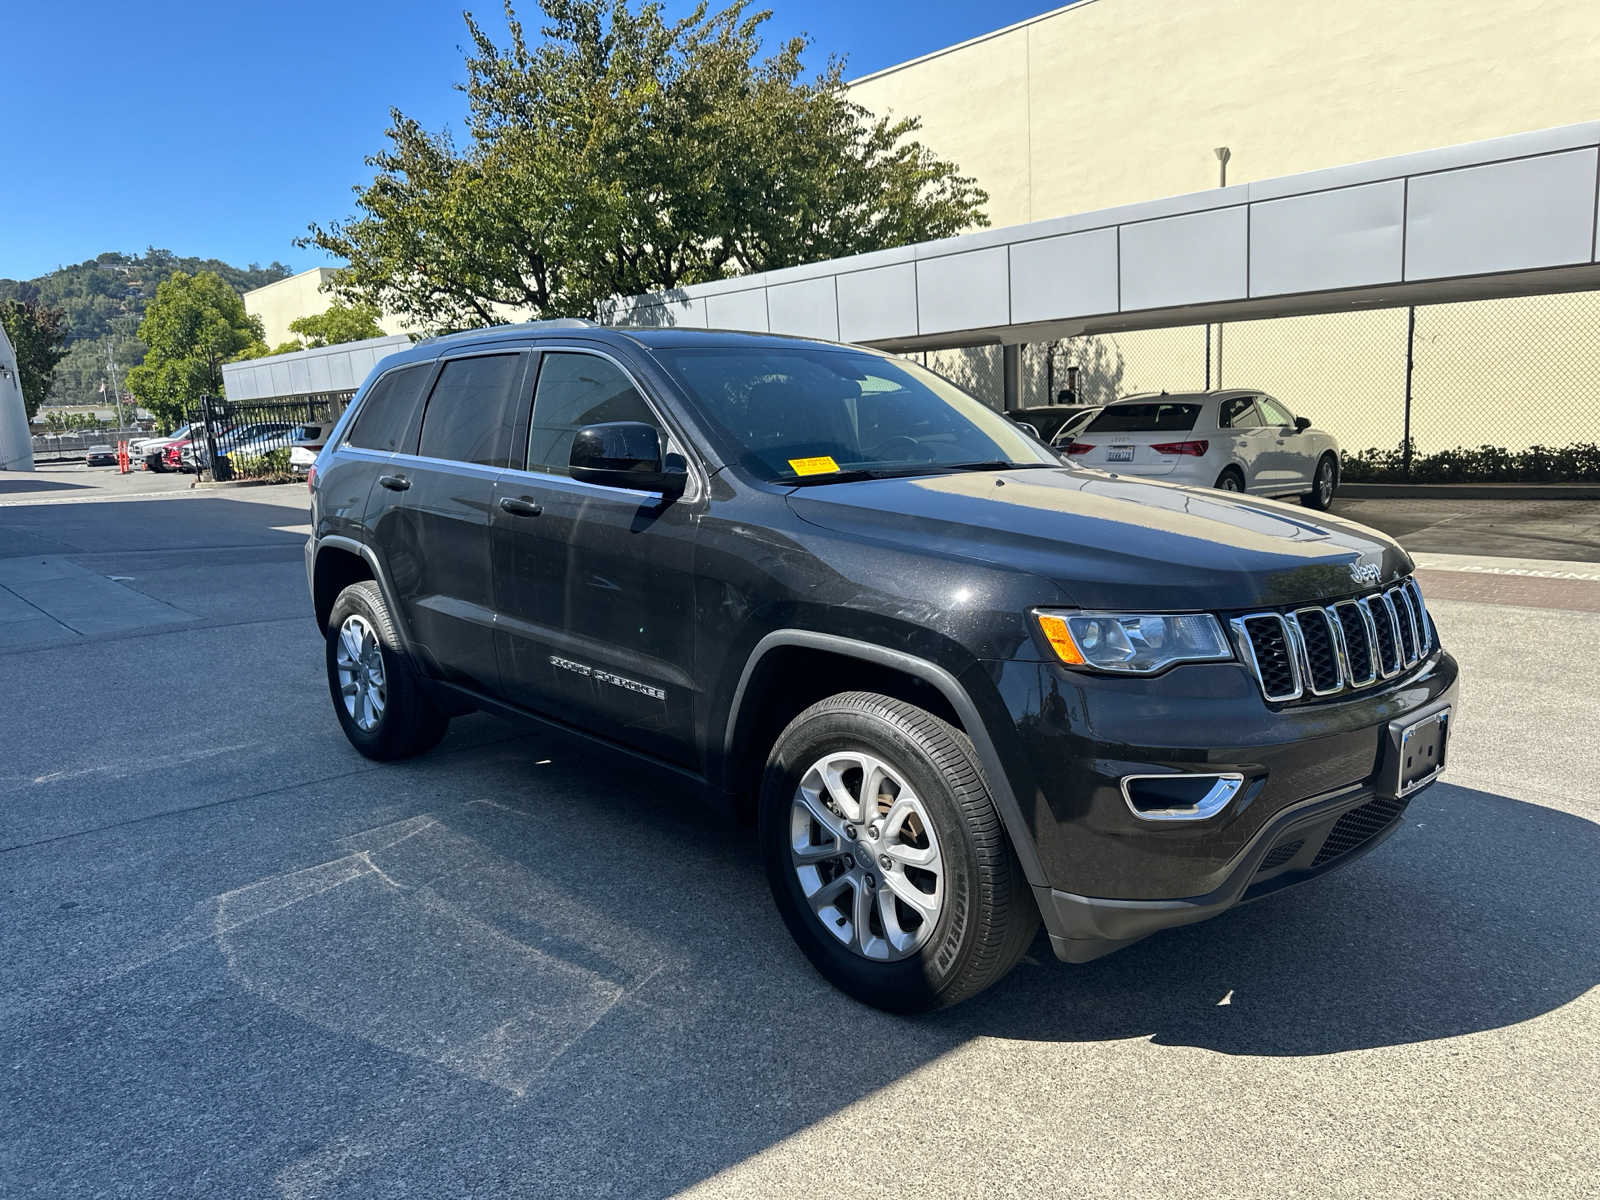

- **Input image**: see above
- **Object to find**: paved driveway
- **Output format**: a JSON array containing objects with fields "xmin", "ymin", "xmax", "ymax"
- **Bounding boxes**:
[{"xmin": 0, "ymin": 484, "xmax": 1595, "ymax": 1199}]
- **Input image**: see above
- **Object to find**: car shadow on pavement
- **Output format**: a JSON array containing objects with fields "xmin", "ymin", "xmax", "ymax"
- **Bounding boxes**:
[
  {"xmin": 0, "ymin": 476, "xmax": 93, "ymax": 496},
  {"xmin": 150, "ymin": 737, "xmax": 1596, "ymax": 1198},
  {"xmin": 944, "ymin": 782, "xmax": 1599, "ymax": 1056}
]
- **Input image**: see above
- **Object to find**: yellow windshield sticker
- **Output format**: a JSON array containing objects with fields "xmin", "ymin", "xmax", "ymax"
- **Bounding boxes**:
[{"xmin": 788, "ymin": 456, "xmax": 840, "ymax": 476}]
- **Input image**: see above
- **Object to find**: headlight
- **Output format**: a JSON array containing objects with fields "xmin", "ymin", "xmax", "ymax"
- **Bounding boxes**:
[{"xmin": 1034, "ymin": 610, "xmax": 1232, "ymax": 674}]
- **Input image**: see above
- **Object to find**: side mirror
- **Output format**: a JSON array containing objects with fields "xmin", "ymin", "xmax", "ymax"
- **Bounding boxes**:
[
  {"xmin": 1294, "ymin": 416, "xmax": 1312, "ymax": 432},
  {"xmin": 569, "ymin": 421, "xmax": 687, "ymax": 496}
]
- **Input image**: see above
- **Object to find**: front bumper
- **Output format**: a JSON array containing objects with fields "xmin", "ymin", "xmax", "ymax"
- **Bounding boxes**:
[{"xmin": 985, "ymin": 649, "xmax": 1458, "ymax": 962}]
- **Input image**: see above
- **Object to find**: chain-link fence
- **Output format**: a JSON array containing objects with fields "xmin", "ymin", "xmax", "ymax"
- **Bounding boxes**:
[{"xmin": 928, "ymin": 290, "xmax": 1600, "ymax": 481}]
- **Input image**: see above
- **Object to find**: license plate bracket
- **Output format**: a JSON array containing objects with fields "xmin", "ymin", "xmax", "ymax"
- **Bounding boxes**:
[
  {"xmin": 1391, "ymin": 708, "xmax": 1449, "ymax": 797},
  {"xmin": 1107, "ymin": 445, "xmax": 1134, "ymax": 462}
]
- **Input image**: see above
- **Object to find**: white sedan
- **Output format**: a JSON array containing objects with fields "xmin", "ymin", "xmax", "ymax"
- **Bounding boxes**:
[{"xmin": 1062, "ymin": 389, "xmax": 1341, "ymax": 509}]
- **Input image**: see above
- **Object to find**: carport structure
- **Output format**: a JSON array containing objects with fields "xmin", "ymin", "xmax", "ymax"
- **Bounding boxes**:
[{"xmin": 605, "ymin": 121, "xmax": 1600, "ymax": 419}]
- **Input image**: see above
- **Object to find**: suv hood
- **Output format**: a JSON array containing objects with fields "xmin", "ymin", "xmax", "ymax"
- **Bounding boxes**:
[{"xmin": 786, "ymin": 467, "xmax": 1411, "ymax": 611}]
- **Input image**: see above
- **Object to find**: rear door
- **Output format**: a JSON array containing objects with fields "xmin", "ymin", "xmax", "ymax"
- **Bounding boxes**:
[
  {"xmin": 327, "ymin": 362, "xmax": 434, "ymax": 553},
  {"xmin": 491, "ymin": 346, "xmax": 701, "ymax": 765},
  {"xmin": 1216, "ymin": 394, "xmax": 1271, "ymax": 489},
  {"xmin": 387, "ymin": 350, "xmax": 530, "ymax": 694}
]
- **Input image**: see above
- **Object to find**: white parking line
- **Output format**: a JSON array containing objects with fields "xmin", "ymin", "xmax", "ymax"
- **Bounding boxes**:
[{"xmin": 1410, "ymin": 552, "xmax": 1600, "ymax": 581}]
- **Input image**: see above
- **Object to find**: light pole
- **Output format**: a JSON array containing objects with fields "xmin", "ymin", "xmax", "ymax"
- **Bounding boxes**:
[{"xmin": 1212, "ymin": 147, "xmax": 1231, "ymax": 388}]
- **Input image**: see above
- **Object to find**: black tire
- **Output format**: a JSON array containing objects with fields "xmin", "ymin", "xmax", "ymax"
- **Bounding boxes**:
[
  {"xmin": 760, "ymin": 692, "xmax": 1038, "ymax": 1012},
  {"xmin": 325, "ymin": 579, "xmax": 449, "ymax": 760},
  {"xmin": 1302, "ymin": 453, "xmax": 1338, "ymax": 510},
  {"xmin": 1214, "ymin": 466, "xmax": 1245, "ymax": 492}
]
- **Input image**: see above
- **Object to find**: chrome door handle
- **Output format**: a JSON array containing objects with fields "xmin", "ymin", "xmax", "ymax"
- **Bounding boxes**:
[
  {"xmin": 498, "ymin": 496, "xmax": 543, "ymax": 517},
  {"xmin": 377, "ymin": 474, "xmax": 410, "ymax": 491}
]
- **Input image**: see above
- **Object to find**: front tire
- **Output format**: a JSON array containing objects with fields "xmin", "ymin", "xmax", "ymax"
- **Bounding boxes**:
[
  {"xmin": 325, "ymin": 580, "xmax": 448, "ymax": 760},
  {"xmin": 760, "ymin": 692, "xmax": 1038, "ymax": 1012},
  {"xmin": 1303, "ymin": 453, "xmax": 1338, "ymax": 510}
]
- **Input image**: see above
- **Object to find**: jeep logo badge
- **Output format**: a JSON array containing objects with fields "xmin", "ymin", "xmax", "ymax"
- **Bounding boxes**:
[{"xmin": 1349, "ymin": 561, "xmax": 1381, "ymax": 587}]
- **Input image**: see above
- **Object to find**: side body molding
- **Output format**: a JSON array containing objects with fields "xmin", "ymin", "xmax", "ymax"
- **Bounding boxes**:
[{"xmin": 724, "ymin": 630, "xmax": 1047, "ymax": 888}]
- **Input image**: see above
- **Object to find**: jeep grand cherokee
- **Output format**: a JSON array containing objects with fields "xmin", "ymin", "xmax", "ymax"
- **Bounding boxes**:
[{"xmin": 305, "ymin": 320, "xmax": 1457, "ymax": 1012}]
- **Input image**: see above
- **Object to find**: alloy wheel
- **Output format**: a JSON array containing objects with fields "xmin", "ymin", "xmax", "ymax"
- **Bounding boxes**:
[
  {"xmin": 789, "ymin": 750, "xmax": 945, "ymax": 962},
  {"xmin": 1317, "ymin": 460, "xmax": 1335, "ymax": 504},
  {"xmin": 335, "ymin": 614, "xmax": 387, "ymax": 732}
]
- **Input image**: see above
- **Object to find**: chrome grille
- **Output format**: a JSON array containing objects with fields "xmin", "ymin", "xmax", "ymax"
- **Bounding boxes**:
[{"xmin": 1233, "ymin": 578, "xmax": 1435, "ymax": 704}]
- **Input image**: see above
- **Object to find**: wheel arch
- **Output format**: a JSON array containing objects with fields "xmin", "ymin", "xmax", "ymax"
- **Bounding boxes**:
[
  {"xmin": 720, "ymin": 630, "xmax": 1047, "ymax": 888},
  {"xmin": 312, "ymin": 536, "xmax": 413, "ymax": 651}
]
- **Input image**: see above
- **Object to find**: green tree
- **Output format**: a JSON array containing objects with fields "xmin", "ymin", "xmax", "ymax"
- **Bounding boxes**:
[
  {"xmin": 126, "ymin": 271, "xmax": 264, "ymax": 427},
  {"xmin": 0, "ymin": 297, "xmax": 69, "ymax": 418},
  {"xmin": 289, "ymin": 299, "xmax": 386, "ymax": 347},
  {"xmin": 302, "ymin": 0, "xmax": 987, "ymax": 328}
]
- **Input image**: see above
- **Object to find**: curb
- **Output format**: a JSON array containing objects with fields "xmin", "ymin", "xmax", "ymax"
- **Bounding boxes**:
[
  {"xmin": 1341, "ymin": 482, "xmax": 1600, "ymax": 500},
  {"xmin": 191, "ymin": 478, "xmax": 301, "ymax": 491}
]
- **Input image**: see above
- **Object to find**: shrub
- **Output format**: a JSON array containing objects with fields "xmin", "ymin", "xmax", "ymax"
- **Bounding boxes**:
[
  {"xmin": 1341, "ymin": 441, "xmax": 1600, "ymax": 483},
  {"xmin": 228, "ymin": 447, "xmax": 294, "ymax": 481}
]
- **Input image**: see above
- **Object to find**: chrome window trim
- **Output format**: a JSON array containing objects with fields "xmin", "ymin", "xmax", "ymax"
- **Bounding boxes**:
[
  {"xmin": 1230, "ymin": 612, "xmax": 1303, "ymax": 702},
  {"xmin": 1120, "ymin": 772, "xmax": 1246, "ymax": 822},
  {"xmin": 1289, "ymin": 606, "xmax": 1344, "ymax": 696}
]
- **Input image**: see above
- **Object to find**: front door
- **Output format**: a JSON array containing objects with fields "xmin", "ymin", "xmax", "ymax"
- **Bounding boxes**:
[
  {"xmin": 388, "ymin": 350, "xmax": 529, "ymax": 694},
  {"xmin": 492, "ymin": 348, "xmax": 701, "ymax": 766},
  {"xmin": 1255, "ymin": 394, "xmax": 1311, "ymax": 492}
]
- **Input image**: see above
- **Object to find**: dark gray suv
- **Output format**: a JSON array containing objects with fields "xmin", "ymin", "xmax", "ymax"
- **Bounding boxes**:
[{"xmin": 306, "ymin": 320, "xmax": 1457, "ymax": 1011}]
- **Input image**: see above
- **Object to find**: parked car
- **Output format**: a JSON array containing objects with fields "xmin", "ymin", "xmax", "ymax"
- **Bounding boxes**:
[
  {"xmin": 1062, "ymin": 389, "xmax": 1342, "ymax": 508},
  {"xmin": 181, "ymin": 422, "xmax": 294, "ymax": 471},
  {"xmin": 306, "ymin": 324, "xmax": 1455, "ymax": 1012},
  {"xmin": 131, "ymin": 423, "xmax": 197, "ymax": 472},
  {"xmin": 288, "ymin": 422, "xmax": 329, "ymax": 478},
  {"xmin": 84, "ymin": 444, "xmax": 117, "ymax": 467},
  {"xmin": 1008, "ymin": 404, "xmax": 1098, "ymax": 445}
]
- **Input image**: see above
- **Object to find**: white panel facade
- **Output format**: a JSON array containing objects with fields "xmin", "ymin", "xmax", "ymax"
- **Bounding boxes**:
[
  {"xmin": 836, "ymin": 264, "xmax": 919, "ymax": 343},
  {"xmin": 1404, "ymin": 148, "xmax": 1599, "ymax": 280},
  {"xmin": 766, "ymin": 277, "xmax": 840, "ymax": 341},
  {"xmin": 1008, "ymin": 227, "xmax": 1119, "ymax": 324},
  {"xmin": 1120, "ymin": 206, "xmax": 1249, "ymax": 311},
  {"xmin": 1249, "ymin": 180, "xmax": 1405, "ymax": 296},
  {"xmin": 916, "ymin": 247, "xmax": 1009, "ymax": 335},
  {"xmin": 704, "ymin": 289, "xmax": 769, "ymax": 332}
]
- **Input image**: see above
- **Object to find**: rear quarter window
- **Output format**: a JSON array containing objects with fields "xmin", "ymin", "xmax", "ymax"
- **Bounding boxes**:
[{"xmin": 1086, "ymin": 403, "xmax": 1201, "ymax": 433}]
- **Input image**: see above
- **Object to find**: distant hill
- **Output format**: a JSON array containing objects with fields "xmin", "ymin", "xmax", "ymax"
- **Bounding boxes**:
[{"xmin": 0, "ymin": 249, "xmax": 291, "ymax": 407}]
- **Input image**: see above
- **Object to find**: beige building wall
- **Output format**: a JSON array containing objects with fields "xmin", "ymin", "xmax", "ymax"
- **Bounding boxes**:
[
  {"xmin": 244, "ymin": 267, "xmax": 417, "ymax": 348},
  {"xmin": 849, "ymin": 0, "xmax": 1600, "ymax": 224},
  {"xmin": 852, "ymin": 0, "xmax": 1600, "ymax": 452}
]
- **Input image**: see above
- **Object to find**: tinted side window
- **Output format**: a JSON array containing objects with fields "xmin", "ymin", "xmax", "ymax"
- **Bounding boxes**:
[
  {"xmin": 346, "ymin": 364, "xmax": 431, "ymax": 453},
  {"xmin": 527, "ymin": 353, "xmax": 660, "ymax": 475},
  {"xmin": 417, "ymin": 354, "xmax": 523, "ymax": 467},
  {"xmin": 1258, "ymin": 396, "xmax": 1295, "ymax": 427},
  {"xmin": 1218, "ymin": 397, "xmax": 1261, "ymax": 429}
]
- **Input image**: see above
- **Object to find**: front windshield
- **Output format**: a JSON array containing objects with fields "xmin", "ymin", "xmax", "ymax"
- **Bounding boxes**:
[{"xmin": 651, "ymin": 345, "xmax": 1058, "ymax": 483}]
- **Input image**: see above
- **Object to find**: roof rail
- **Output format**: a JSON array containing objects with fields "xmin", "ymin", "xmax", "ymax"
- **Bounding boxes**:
[{"xmin": 421, "ymin": 318, "xmax": 595, "ymax": 346}]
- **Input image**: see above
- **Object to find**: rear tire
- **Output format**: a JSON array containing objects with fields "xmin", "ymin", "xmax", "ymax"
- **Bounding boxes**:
[
  {"xmin": 1303, "ymin": 453, "xmax": 1338, "ymax": 510},
  {"xmin": 1215, "ymin": 466, "xmax": 1245, "ymax": 492},
  {"xmin": 760, "ymin": 691, "xmax": 1038, "ymax": 1012},
  {"xmin": 325, "ymin": 580, "xmax": 449, "ymax": 761}
]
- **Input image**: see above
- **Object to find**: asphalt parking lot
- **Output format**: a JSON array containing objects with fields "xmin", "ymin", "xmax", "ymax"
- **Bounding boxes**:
[{"xmin": 1, "ymin": 471, "xmax": 1596, "ymax": 1199}]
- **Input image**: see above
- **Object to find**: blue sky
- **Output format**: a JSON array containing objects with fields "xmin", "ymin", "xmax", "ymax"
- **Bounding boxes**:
[{"xmin": 2, "ymin": 1, "xmax": 1065, "ymax": 281}]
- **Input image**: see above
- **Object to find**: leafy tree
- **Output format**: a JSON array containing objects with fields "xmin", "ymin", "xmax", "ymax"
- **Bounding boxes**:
[
  {"xmin": 0, "ymin": 297, "xmax": 69, "ymax": 418},
  {"xmin": 289, "ymin": 299, "xmax": 386, "ymax": 347},
  {"xmin": 126, "ymin": 271, "xmax": 264, "ymax": 427},
  {"xmin": 303, "ymin": 0, "xmax": 988, "ymax": 327}
]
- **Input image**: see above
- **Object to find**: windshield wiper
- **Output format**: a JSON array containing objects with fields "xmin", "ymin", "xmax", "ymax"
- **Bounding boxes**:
[
  {"xmin": 939, "ymin": 460, "xmax": 1059, "ymax": 472},
  {"xmin": 785, "ymin": 465, "xmax": 953, "ymax": 486}
]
